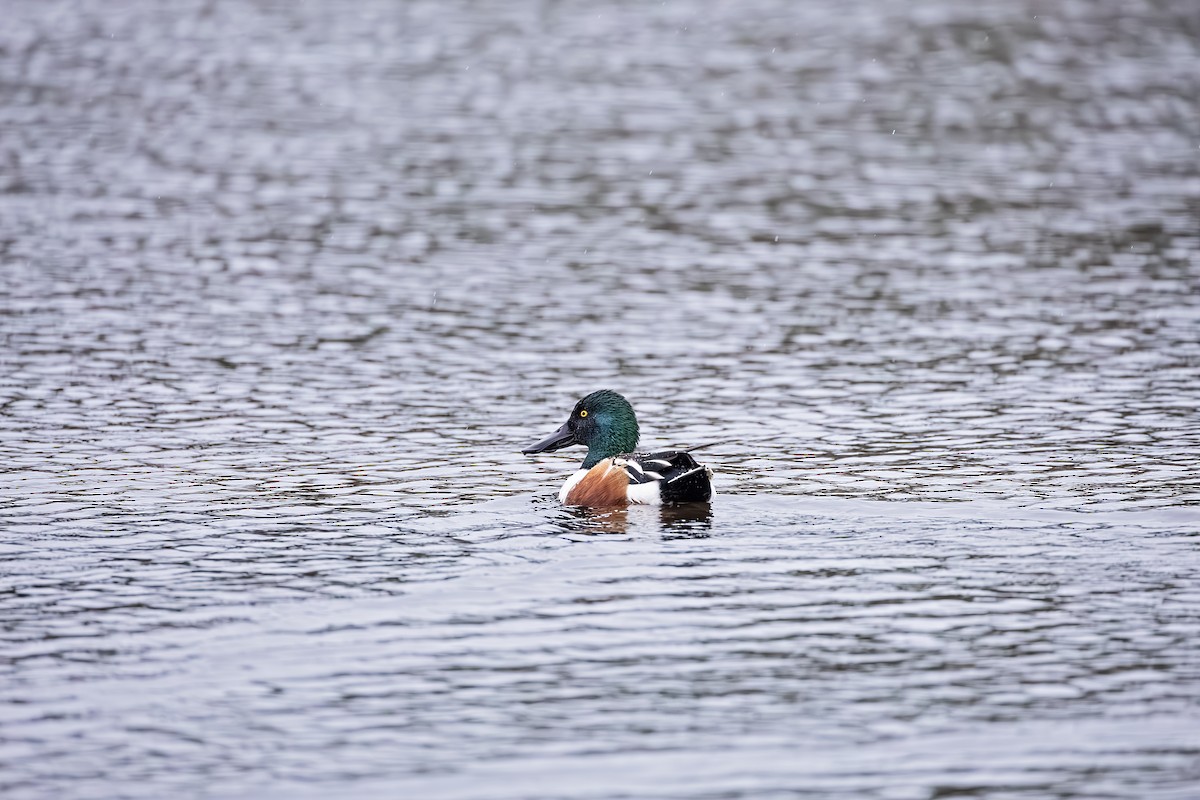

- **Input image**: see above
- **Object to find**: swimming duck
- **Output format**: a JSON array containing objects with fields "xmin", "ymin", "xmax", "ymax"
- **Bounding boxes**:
[{"xmin": 522, "ymin": 390, "xmax": 714, "ymax": 507}]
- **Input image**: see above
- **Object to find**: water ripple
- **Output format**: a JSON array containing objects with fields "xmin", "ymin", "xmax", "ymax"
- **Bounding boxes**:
[{"xmin": 3, "ymin": 0, "xmax": 1199, "ymax": 797}]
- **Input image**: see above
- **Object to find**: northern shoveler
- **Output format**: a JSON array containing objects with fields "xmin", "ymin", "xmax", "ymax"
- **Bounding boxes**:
[{"xmin": 522, "ymin": 389, "xmax": 714, "ymax": 507}]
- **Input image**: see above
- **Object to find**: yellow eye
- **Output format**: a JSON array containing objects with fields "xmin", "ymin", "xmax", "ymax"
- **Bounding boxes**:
[{"xmin": 579, "ymin": 410, "xmax": 588, "ymax": 417}]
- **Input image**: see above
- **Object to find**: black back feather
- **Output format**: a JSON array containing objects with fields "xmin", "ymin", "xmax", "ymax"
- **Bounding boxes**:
[{"xmin": 620, "ymin": 451, "xmax": 712, "ymax": 504}]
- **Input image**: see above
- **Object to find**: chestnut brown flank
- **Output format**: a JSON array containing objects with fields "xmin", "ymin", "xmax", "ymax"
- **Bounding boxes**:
[{"xmin": 565, "ymin": 460, "xmax": 630, "ymax": 507}]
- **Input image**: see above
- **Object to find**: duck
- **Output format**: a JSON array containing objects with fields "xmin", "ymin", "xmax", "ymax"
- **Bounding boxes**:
[{"xmin": 522, "ymin": 389, "xmax": 714, "ymax": 507}]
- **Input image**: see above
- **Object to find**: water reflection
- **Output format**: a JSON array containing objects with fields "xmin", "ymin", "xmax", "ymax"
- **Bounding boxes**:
[{"xmin": 561, "ymin": 503, "xmax": 714, "ymax": 537}]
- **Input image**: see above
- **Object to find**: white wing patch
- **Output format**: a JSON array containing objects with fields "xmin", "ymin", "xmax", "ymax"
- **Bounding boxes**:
[
  {"xmin": 618, "ymin": 456, "xmax": 664, "ymax": 483},
  {"xmin": 626, "ymin": 480, "xmax": 662, "ymax": 505}
]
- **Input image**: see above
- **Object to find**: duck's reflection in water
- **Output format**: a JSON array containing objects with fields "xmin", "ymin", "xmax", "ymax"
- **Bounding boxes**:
[
  {"xmin": 657, "ymin": 502, "xmax": 713, "ymax": 538},
  {"xmin": 566, "ymin": 503, "xmax": 712, "ymax": 537}
]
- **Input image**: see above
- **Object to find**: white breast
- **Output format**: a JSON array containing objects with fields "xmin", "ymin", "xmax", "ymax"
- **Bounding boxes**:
[{"xmin": 558, "ymin": 469, "xmax": 589, "ymax": 503}]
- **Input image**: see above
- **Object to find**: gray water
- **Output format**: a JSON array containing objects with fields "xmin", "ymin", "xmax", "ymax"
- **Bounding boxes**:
[{"xmin": 2, "ymin": 0, "xmax": 1199, "ymax": 798}]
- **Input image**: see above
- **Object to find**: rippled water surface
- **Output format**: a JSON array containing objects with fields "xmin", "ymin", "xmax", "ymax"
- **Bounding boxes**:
[{"xmin": 2, "ymin": 0, "xmax": 1199, "ymax": 797}]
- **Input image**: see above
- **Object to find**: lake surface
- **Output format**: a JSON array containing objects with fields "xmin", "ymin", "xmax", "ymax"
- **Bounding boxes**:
[{"xmin": 2, "ymin": 0, "xmax": 1198, "ymax": 797}]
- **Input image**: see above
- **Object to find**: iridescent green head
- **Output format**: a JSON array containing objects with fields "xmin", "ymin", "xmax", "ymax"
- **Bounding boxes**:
[{"xmin": 522, "ymin": 389, "xmax": 640, "ymax": 468}]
